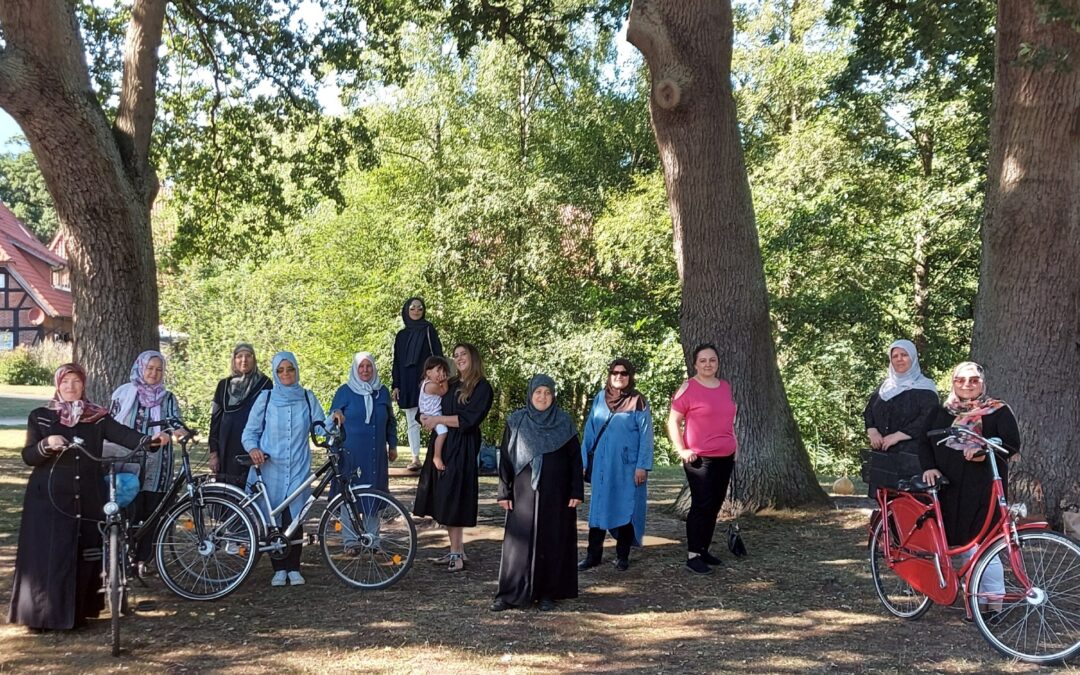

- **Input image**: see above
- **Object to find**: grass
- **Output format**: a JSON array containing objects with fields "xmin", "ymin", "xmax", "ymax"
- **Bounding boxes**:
[{"xmin": 0, "ymin": 435, "xmax": 1068, "ymax": 673}]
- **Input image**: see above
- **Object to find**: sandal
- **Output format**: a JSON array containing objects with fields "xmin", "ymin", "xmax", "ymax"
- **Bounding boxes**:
[
  {"xmin": 429, "ymin": 551, "xmax": 469, "ymax": 564},
  {"xmin": 447, "ymin": 552, "xmax": 466, "ymax": 573}
]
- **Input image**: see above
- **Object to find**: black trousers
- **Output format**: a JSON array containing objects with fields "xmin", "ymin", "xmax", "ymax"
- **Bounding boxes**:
[
  {"xmin": 130, "ymin": 490, "xmax": 166, "ymax": 563},
  {"xmin": 271, "ymin": 507, "xmax": 303, "ymax": 572},
  {"xmin": 683, "ymin": 455, "xmax": 735, "ymax": 554},
  {"xmin": 586, "ymin": 524, "xmax": 634, "ymax": 561}
]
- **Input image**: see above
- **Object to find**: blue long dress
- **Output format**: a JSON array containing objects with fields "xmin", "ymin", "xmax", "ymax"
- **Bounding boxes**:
[
  {"xmin": 581, "ymin": 390, "xmax": 653, "ymax": 545},
  {"xmin": 330, "ymin": 384, "xmax": 397, "ymax": 492}
]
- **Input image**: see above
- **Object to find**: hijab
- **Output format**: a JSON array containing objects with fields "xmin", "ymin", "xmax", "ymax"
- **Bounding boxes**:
[
  {"xmin": 943, "ymin": 361, "xmax": 1006, "ymax": 451},
  {"xmin": 130, "ymin": 350, "xmax": 168, "ymax": 408},
  {"xmin": 48, "ymin": 363, "xmax": 108, "ymax": 427},
  {"xmin": 604, "ymin": 357, "xmax": 646, "ymax": 413},
  {"xmin": 505, "ymin": 374, "xmax": 577, "ymax": 490},
  {"xmin": 877, "ymin": 339, "xmax": 938, "ymax": 402},
  {"xmin": 226, "ymin": 343, "xmax": 266, "ymax": 407},
  {"xmin": 399, "ymin": 296, "xmax": 435, "ymax": 368},
  {"xmin": 269, "ymin": 352, "xmax": 307, "ymax": 406},
  {"xmin": 346, "ymin": 351, "xmax": 383, "ymax": 424}
]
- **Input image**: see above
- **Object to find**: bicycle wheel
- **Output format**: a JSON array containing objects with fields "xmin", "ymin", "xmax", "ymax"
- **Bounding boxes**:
[
  {"xmin": 107, "ymin": 524, "xmax": 122, "ymax": 657},
  {"xmin": 319, "ymin": 490, "xmax": 416, "ymax": 590},
  {"xmin": 155, "ymin": 495, "xmax": 258, "ymax": 601},
  {"xmin": 869, "ymin": 519, "xmax": 932, "ymax": 619},
  {"xmin": 970, "ymin": 530, "xmax": 1080, "ymax": 664}
]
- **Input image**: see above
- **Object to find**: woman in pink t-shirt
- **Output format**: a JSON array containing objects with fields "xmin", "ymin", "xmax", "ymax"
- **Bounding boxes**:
[{"xmin": 666, "ymin": 343, "xmax": 737, "ymax": 575}]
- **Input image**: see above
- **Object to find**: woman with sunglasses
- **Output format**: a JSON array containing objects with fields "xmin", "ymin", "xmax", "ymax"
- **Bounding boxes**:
[
  {"xmin": 579, "ymin": 358, "xmax": 652, "ymax": 572},
  {"xmin": 862, "ymin": 339, "xmax": 939, "ymax": 495}
]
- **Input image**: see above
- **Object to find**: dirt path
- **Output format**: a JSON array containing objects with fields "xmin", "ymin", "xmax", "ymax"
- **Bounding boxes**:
[{"xmin": 0, "ymin": 454, "xmax": 1065, "ymax": 674}]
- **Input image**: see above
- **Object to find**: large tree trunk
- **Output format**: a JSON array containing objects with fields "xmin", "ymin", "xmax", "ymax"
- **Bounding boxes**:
[
  {"xmin": 971, "ymin": 5, "xmax": 1080, "ymax": 525},
  {"xmin": 0, "ymin": 1, "xmax": 164, "ymax": 402},
  {"xmin": 627, "ymin": 0, "xmax": 828, "ymax": 510}
]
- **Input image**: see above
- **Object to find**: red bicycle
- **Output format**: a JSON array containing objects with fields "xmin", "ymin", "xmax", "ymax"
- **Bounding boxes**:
[{"xmin": 869, "ymin": 426, "xmax": 1080, "ymax": 664}]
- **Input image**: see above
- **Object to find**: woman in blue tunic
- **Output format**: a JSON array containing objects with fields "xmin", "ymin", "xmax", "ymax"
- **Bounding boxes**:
[
  {"xmin": 330, "ymin": 352, "xmax": 398, "ymax": 492},
  {"xmin": 579, "ymin": 358, "xmax": 653, "ymax": 572},
  {"xmin": 242, "ymin": 352, "xmax": 325, "ymax": 588}
]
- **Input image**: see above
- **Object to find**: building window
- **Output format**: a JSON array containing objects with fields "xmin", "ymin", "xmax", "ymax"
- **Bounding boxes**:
[
  {"xmin": 0, "ymin": 272, "xmax": 6, "ymax": 289},
  {"xmin": 52, "ymin": 267, "xmax": 70, "ymax": 290},
  {"xmin": 0, "ymin": 331, "xmax": 13, "ymax": 351}
]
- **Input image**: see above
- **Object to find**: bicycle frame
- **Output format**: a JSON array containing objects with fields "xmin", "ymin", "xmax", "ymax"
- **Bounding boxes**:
[{"xmin": 874, "ymin": 431, "xmax": 1047, "ymax": 617}]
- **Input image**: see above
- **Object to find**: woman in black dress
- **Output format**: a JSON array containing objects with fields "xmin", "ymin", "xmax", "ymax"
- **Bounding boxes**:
[
  {"xmin": 208, "ymin": 343, "xmax": 272, "ymax": 486},
  {"xmin": 8, "ymin": 364, "xmax": 163, "ymax": 631},
  {"xmin": 863, "ymin": 339, "xmax": 939, "ymax": 494},
  {"xmin": 413, "ymin": 342, "xmax": 493, "ymax": 572},
  {"xmin": 490, "ymin": 374, "xmax": 583, "ymax": 612},
  {"xmin": 391, "ymin": 296, "xmax": 443, "ymax": 471}
]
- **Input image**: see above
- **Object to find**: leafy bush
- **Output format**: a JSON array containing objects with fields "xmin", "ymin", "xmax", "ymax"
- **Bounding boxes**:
[{"xmin": 0, "ymin": 346, "xmax": 53, "ymax": 385}]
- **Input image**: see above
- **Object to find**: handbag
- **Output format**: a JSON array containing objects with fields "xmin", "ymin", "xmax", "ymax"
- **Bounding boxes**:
[
  {"xmin": 726, "ymin": 466, "xmax": 748, "ymax": 557},
  {"xmin": 583, "ymin": 414, "xmax": 616, "ymax": 484}
]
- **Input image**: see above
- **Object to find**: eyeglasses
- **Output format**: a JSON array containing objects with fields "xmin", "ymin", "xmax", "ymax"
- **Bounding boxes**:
[
  {"xmin": 953, "ymin": 376, "xmax": 983, "ymax": 385},
  {"xmin": 408, "ymin": 304, "xmax": 424, "ymax": 311},
  {"xmin": 609, "ymin": 370, "xmax": 629, "ymax": 377}
]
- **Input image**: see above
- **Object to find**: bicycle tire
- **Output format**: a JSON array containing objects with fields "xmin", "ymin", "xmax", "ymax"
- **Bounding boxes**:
[
  {"xmin": 869, "ymin": 519, "xmax": 932, "ymax": 620},
  {"xmin": 155, "ymin": 495, "xmax": 259, "ymax": 601},
  {"xmin": 108, "ymin": 524, "xmax": 122, "ymax": 657},
  {"xmin": 318, "ymin": 490, "xmax": 417, "ymax": 590},
  {"xmin": 970, "ymin": 530, "xmax": 1080, "ymax": 664}
]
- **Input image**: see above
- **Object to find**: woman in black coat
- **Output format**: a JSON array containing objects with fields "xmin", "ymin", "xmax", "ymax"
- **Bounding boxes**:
[
  {"xmin": 490, "ymin": 374, "xmax": 583, "ymax": 612},
  {"xmin": 391, "ymin": 297, "xmax": 443, "ymax": 471},
  {"xmin": 208, "ymin": 343, "xmax": 272, "ymax": 486},
  {"xmin": 413, "ymin": 342, "xmax": 493, "ymax": 571},
  {"xmin": 8, "ymin": 364, "xmax": 161, "ymax": 631}
]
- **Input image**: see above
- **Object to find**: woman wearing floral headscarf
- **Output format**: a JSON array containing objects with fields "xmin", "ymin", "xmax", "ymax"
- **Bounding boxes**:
[
  {"xmin": 209, "ymin": 343, "xmax": 273, "ymax": 486},
  {"xmin": 243, "ymin": 352, "xmax": 326, "ymax": 587},
  {"xmin": 863, "ymin": 339, "xmax": 939, "ymax": 495},
  {"xmin": 490, "ymin": 374, "xmax": 583, "ymax": 612},
  {"xmin": 110, "ymin": 350, "xmax": 184, "ymax": 566},
  {"xmin": 391, "ymin": 296, "xmax": 443, "ymax": 471},
  {"xmin": 9, "ymin": 364, "xmax": 162, "ymax": 630},
  {"xmin": 330, "ymin": 352, "xmax": 397, "ymax": 493}
]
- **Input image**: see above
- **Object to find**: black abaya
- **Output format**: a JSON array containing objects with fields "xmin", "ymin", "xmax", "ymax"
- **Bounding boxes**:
[
  {"xmin": 209, "ymin": 374, "xmax": 272, "ymax": 487},
  {"xmin": 495, "ymin": 432, "xmax": 584, "ymax": 607}
]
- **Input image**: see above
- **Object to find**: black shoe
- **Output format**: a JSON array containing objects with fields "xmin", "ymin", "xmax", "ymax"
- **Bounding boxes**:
[
  {"xmin": 685, "ymin": 556, "xmax": 713, "ymax": 575},
  {"xmin": 537, "ymin": 599, "xmax": 557, "ymax": 612},
  {"xmin": 489, "ymin": 598, "xmax": 512, "ymax": 612},
  {"xmin": 699, "ymin": 551, "xmax": 723, "ymax": 566},
  {"xmin": 614, "ymin": 557, "xmax": 629, "ymax": 572},
  {"xmin": 577, "ymin": 556, "xmax": 601, "ymax": 571}
]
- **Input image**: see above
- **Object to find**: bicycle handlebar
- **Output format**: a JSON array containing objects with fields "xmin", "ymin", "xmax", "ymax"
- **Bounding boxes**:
[
  {"xmin": 147, "ymin": 416, "xmax": 197, "ymax": 443},
  {"xmin": 929, "ymin": 426, "xmax": 1008, "ymax": 456},
  {"xmin": 310, "ymin": 419, "xmax": 346, "ymax": 449}
]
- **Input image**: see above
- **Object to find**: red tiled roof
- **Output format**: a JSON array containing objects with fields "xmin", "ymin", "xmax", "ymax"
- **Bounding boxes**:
[{"xmin": 0, "ymin": 202, "xmax": 72, "ymax": 317}]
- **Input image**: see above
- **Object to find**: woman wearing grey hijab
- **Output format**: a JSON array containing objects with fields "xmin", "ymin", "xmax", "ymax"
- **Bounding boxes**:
[
  {"xmin": 209, "ymin": 343, "xmax": 273, "ymax": 486},
  {"xmin": 490, "ymin": 374, "xmax": 584, "ymax": 612}
]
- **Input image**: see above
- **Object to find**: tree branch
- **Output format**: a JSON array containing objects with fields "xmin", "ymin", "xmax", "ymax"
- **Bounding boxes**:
[{"xmin": 115, "ymin": 0, "xmax": 167, "ymax": 203}]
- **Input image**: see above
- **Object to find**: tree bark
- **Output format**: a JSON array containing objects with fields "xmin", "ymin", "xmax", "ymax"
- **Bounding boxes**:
[
  {"xmin": 0, "ymin": 1, "xmax": 163, "ymax": 402},
  {"xmin": 627, "ymin": 0, "xmax": 828, "ymax": 511},
  {"xmin": 972, "ymin": 5, "xmax": 1080, "ymax": 525}
]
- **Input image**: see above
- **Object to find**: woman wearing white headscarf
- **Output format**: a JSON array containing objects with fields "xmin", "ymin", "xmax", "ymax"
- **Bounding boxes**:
[
  {"xmin": 330, "ymin": 352, "xmax": 398, "ymax": 493},
  {"xmin": 863, "ymin": 339, "xmax": 939, "ymax": 494}
]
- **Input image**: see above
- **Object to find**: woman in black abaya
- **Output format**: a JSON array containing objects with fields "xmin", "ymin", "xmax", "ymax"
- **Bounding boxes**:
[{"xmin": 490, "ymin": 374, "xmax": 583, "ymax": 612}]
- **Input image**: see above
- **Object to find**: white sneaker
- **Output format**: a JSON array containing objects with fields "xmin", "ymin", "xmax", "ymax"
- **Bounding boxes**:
[
  {"xmin": 270, "ymin": 570, "xmax": 287, "ymax": 587},
  {"xmin": 287, "ymin": 571, "xmax": 305, "ymax": 586}
]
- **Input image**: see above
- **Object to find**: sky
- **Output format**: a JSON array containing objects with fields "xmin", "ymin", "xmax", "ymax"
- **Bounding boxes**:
[{"xmin": 0, "ymin": 110, "xmax": 24, "ymax": 152}]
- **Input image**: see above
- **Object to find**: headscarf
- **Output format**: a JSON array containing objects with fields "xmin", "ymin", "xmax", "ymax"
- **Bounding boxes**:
[
  {"xmin": 48, "ymin": 363, "xmax": 108, "ymax": 427},
  {"xmin": 943, "ymin": 361, "xmax": 1006, "ymax": 451},
  {"xmin": 346, "ymin": 351, "xmax": 383, "ymax": 424},
  {"xmin": 505, "ymin": 374, "xmax": 577, "ymax": 490},
  {"xmin": 604, "ymin": 357, "xmax": 646, "ymax": 413},
  {"xmin": 399, "ymin": 296, "xmax": 435, "ymax": 368},
  {"xmin": 269, "ymin": 352, "xmax": 307, "ymax": 406},
  {"xmin": 130, "ymin": 350, "xmax": 168, "ymax": 408},
  {"xmin": 877, "ymin": 339, "xmax": 938, "ymax": 402},
  {"xmin": 227, "ymin": 343, "xmax": 264, "ymax": 407}
]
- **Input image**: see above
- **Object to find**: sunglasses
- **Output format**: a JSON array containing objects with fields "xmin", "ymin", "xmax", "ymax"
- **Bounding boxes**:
[
  {"xmin": 408, "ymin": 305, "xmax": 424, "ymax": 311},
  {"xmin": 953, "ymin": 376, "xmax": 983, "ymax": 385},
  {"xmin": 609, "ymin": 370, "xmax": 629, "ymax": 377}
]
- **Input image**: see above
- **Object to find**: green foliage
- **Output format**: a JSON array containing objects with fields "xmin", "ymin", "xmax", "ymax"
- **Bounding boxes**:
[
  {"xmin": 0, "ymin": 148, "xmax": 60, "ymax": 243},
  {"xmin": 0, "ymin": 347, "xmax": 53, "ymax": 386}
]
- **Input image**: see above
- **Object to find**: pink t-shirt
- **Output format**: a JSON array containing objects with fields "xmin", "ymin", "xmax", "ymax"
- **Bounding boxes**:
[{"xmin": 671, "ymin": 378, "xmax": 737, "ymax": 457}]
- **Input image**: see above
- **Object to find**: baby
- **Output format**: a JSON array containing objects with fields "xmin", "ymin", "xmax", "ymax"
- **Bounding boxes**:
[{"xmin": 418, "ymin": 356, "xmax": 451, "ymax": 470}]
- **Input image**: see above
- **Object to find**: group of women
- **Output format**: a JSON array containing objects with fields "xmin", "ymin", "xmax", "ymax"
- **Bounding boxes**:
[
  {"xmin": 864, "ymin": 339, "xmax": 1021, "ymax": 615},
  {"xmin": 8, "ymin": 294, "xmax": 1015, "ymax": 627}
]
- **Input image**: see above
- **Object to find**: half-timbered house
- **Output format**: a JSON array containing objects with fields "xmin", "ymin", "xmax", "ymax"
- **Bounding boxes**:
[{"xmin": 0, "ymin": 202, "xmax": 72, "ymax": 350}]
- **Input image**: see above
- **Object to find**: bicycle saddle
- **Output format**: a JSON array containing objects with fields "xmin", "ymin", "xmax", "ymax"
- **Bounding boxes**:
[{"xmin": 897, "ymin": 474, "xmax": 949, "ymax": 493}]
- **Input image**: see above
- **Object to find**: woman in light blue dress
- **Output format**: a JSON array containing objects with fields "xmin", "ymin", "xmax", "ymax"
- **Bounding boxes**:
[{"xmin": 242, "ymin": 352, "xmax": 325, "ymax": 587}]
